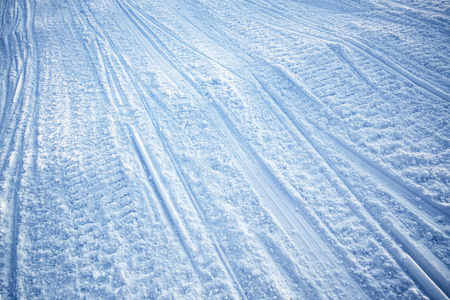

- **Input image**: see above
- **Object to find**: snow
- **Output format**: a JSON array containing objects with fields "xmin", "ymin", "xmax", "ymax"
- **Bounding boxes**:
[{"xmin": 1, "ymin": 0, "xmax": 449, "ymax": 298}]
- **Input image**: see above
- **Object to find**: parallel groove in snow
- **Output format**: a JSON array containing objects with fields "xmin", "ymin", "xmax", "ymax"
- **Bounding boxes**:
[
  {"xmin": 0, "ymin": 0, "xmax": 38, "ymax": 297},
  {"xmin": 113, "ymin": 0, "xmax": 370, "ymax": 297},
  {"xmin": 249, "ymin": 67, "xmax": 450, "ymax": 299},
  {"xmin": 1, "ymin": 0, "xmax": 449, "ymax": 298},
  {"xmin": 76, "ymin": 4, "xmax": 252, "ymax": 296}
]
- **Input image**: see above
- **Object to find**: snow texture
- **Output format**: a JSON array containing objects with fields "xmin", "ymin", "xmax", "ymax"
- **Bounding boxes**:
[{"xmin": 1, "ymin": 0, "xmax": 449, "ymax": 299}]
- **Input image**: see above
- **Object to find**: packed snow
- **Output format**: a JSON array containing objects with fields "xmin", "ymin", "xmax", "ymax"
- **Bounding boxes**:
[{"xmin": 1, "ymin": 0, "xmax": 449, "ymax": 298}]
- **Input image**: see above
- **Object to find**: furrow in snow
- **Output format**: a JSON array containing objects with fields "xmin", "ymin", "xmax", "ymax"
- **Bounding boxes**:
[
  {"xmin": 105, "ymin": 1, "xmax": 369, "ymax": 296},
  {"xmin": 120, "ymin": 0, "xmax": 248, "ymax": 83},
  {"xmin": 4, "ymin": 0, "xmax": 449, "ymax": 298},
  {"xmin": 0, "ymin": 0, "xmax": 38, "ymax": 297},
  {"xmin": 239, "ymin": 15, "xmax": 449, "ymax": 207},
  {"xmin": 127, "ymin": 127, "xmax": 204, "ymax": 276},
  {"xmin": 88, "ymin": 4, "xmax": 299, "ymax": 297},
  {"xmin": 251, "ymin": 16, "xmax": 450, "ymax": 104},
  {"xmin": 378, "ymin": 0, "xmax": 450, "ymax": 19},
  {"xmin": 76, "ymin": 5, "xmax": 249, "ymax": 295},
  {"xmin": 229, "ymin": 0, "xmax": 449, "ymax": 96},
  {"xmin": 249, "ymin": 62, "xmax": 450, "ymax": 299},
  {"xmin": 92, "ymin": 32, "xmax": 207, "ymax": 294},
  {"xmin": 98, "ymin": 41, "xmax": 247, "ymax": 297},
  {"xmin": 126, "ymin": 0, "xmax": 446, "ymax": 296},
  {"xmin": 276, "ymin": 65, "xmax": 450, "ymax": 218}
]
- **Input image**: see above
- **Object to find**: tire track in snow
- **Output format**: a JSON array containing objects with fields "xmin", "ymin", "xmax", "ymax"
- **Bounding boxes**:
[
  {"xmin": 377, "ymin": 0, "xmax": 450, "ymax": 19},
  {"xmin": 126, "ymin": 126, "xmax": 208, "ymax": 279},
  {"xmin": 160, "ymin": 0, "xmax": 250, "ymax": 73},
  {"xmin": 327, "ymin": 43, "xmax": 450, "ymax": 230},
  {"xmin": 268, "ymin": 21, "xmax": 450, "ymax": 103},
  {"xmin": 0, "ymin": 2, "xmax": 20, "ymax": 134},
  {"xmin": 2, "ymin": 4, "xmax": 24, "ymax": 298},
  {"xmin": 98, "ymin": 43, "xmax": 247, "ymax": 297},
  {"xmin": 188, "ymin": 2, "xmax": 450, "ymax": 295},
  {"xmin": 327, "ymin": 43, "xmax": 382, "ymax": 95},
  {"xmin": 252, "ymin": 11, "xmax": 450, "ymax": 205},
  {"xmin": 246, "ymin": 18, "xmax": 450, "ymax": 214},
  {"xmin": 111, "ymin": 0, "xmax": 197, "ymax": 96},
  {"xmin": 97, "ymin": 1, "xmax": 369, "ymax": 297},
  {"xmin": 30, "ymin": 2, "xmax": 174, "ymax": 296},
  {"xmin": 118, "ymin": 0, "xmax": 248, "ymax": 83},
  {"xmin": 0, "ymin": 0, "xmax": 37, "ymax": 297},
  {"xmin": 114, "ymin": 1, "xmax": 372, "ymax": 297},
  {"xmin": 276, "ymin": 60, "xmax": 450, "ymax": 218},
  {"xmin": 141, "ymin": 6, "xmax": 380, "ymax": 295},
  {"xmin": 0, "ymin": 1, "xmax": 10, "ymax": 36},
  {"xmin": 334, "ymin": 36, "xmax": 450, "ymax": 102},
  {"xmin": 0, "ymin": 57, "xmax": 26, "ymax": 176},
  {"xmin": 0, "ymin": 0, "xmax": 30, "ymax": 176},
  {"xmin": 374, "ymin": 3, "xmax": 450, "ymax": 38},
  {"xmin": 176, "ymin": 5, "xmax": 450, "ymax": 287},
  {"xmin": 281, "ymin": 0, "xmax": 450, "ymax": 88},
  {"xmin": 93, "ymin": 39, "xmax": 209, "ymax": 291},
  {"xmin": 76, "ymin": 5, "xmax": 247, "ymax": 294},
  {"xmin": 121, "ymin": 1, "xmax": 450, "ymax": 297},
  {"xmin": 82, "ymin": 6, "xmax": 251, "ymax": 297},
  {"xmin": 68, "ymin": 0, "xmax": 448, "ymax": 298},
  {"xmin": 251, "ymin": 62, "xmax": 450, "ymax": 299},
  {"xmin": 207, "ymin": 96, "xmax": 347, "ymax": 298},
  {"xmin": 236, "ymin": 0, "xmax": 450, "ymax": 102}
]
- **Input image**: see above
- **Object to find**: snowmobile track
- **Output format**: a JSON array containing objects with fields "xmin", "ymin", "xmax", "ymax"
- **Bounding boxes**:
[{"xmin": 1, "ymin": 0, "xmax": 449, "ymax": 298}]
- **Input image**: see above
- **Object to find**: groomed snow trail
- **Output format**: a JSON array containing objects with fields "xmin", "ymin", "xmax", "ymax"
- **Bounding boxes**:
[{"xmin": 0, "ymin": 0, "xmax": 449, "ymax": 298}]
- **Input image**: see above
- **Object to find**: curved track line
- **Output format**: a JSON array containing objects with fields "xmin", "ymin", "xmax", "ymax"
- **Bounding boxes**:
[
  {"xmin": 69, "ymin": 1, "xmax": 208, "ymax": 287},
  {"xmin": 85, "ymin": 4, "xmax": 277, "ymax": 297},
  {"xmin": 242, "ymin": 16, "xmax": 450, "ymax": 215},
  {"xmin": 72, "ymin": 4, "xmax": 248, "ymax": 296},
  {"xmin": 275, "ymin": 64, "xmax": 450, "ymax": 217},
  {"xmin": 0, "ymin": 56, "xmax": 26, "ymax": 175},
  {"xmin": 5, "ymin": 5, "xmax": 27, "ymax": 298},
  {"xmin": 105, "ymin": 1, "xmax": 367, "ymax": 296},
  {"xmin": 63, "ymin": 1, "xmax": 450, "ymax": 298},
  {"xmin": 119, "ymin": 0, "xmax": 248, "ymax": 82},
  {"xmin": 378, "ymin": 0, "xmax": 450, "ymax": 19},
  {"xmin": 234, "ymin": 0, "xmax": 450, "ymax": 102},
  {"xmin": 254, "ymin": 16, "xmax": 450, "ymax": 103},
  {"xmin": 252, "ymin": 64, "xmax": 450, "ymax": 299},
  {"xmin": 1, "ymin": 0, "xmax": 38, "ymax": 297}
]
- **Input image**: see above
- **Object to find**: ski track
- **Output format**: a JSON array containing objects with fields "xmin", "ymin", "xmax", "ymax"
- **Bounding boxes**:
[
  {"xmin": 108, "ymin": 0, "xmax": 450, "ymax": 297},
  {"xmin": 1, "ymin": 0, "xmax": 449, "ymax": 298},
  {"xmin": 275, "ymin": 62, "xmax": 450, "ymax": 222},
  {"xmin": 255, "ymin": 66, "xmax": 450, "ymax": 298},
  {"xmin": 98, "ymin": 34, "xmax": 250, "ymax": 299},
  {"xmin": 221, "ymin": 0, "xmax": 449, "ymax": 207},
  {"xmin": 210, "ymin": 0, "xmax": 449, "ymax": 296},
  {"xmin": 154, "ymin": 0, "xmax": 450, "ymax": 297},
  {"xmin": 248, "ymin": 60, "xmax": 450, "ymax": 298},
  {"xmin": 242, "ymin": 3, "xmax": 450, "ymax": 103},
  {"xmin": 0, "ymin": 0, "xmax": 38, "ymax": 297},
  {"xmin": 239, "ymin": 0, "xmax": 450, "ymax": 224},
  {"xmin": 376, "ymin": 0, "xmax": 450, "ymax": 19},
  {"xmin": 108, "ymin": 1, "xmax": 360, "ymax": 297},
  {"xmin": 86, "ymin": 7, "xmax": 245, "ymax": 299},
  {"xmin": 69, "ymin": 2, "xmax": 254, "ymax": 297}
]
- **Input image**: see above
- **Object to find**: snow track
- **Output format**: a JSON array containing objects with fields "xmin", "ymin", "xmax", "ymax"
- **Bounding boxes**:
[{"xmin": 1, "ymin": 0, "xmax": 449, "ymax": 298}]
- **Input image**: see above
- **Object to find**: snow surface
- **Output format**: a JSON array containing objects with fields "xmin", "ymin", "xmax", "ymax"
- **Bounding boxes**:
[{"xmin": 1, "ymin": 0, "xmax": 449, "ymax": 298}]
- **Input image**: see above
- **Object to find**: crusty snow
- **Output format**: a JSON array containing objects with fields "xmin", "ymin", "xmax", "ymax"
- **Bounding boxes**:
[{"xmin": 1, "ymin": 0, "xmax": 449, "ymax": 298}]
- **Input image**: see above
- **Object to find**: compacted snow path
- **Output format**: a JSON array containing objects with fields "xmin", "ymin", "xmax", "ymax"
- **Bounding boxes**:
[{"xmin": 1, "ymin": 0, "xmax": 449, "ymax": 298}]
